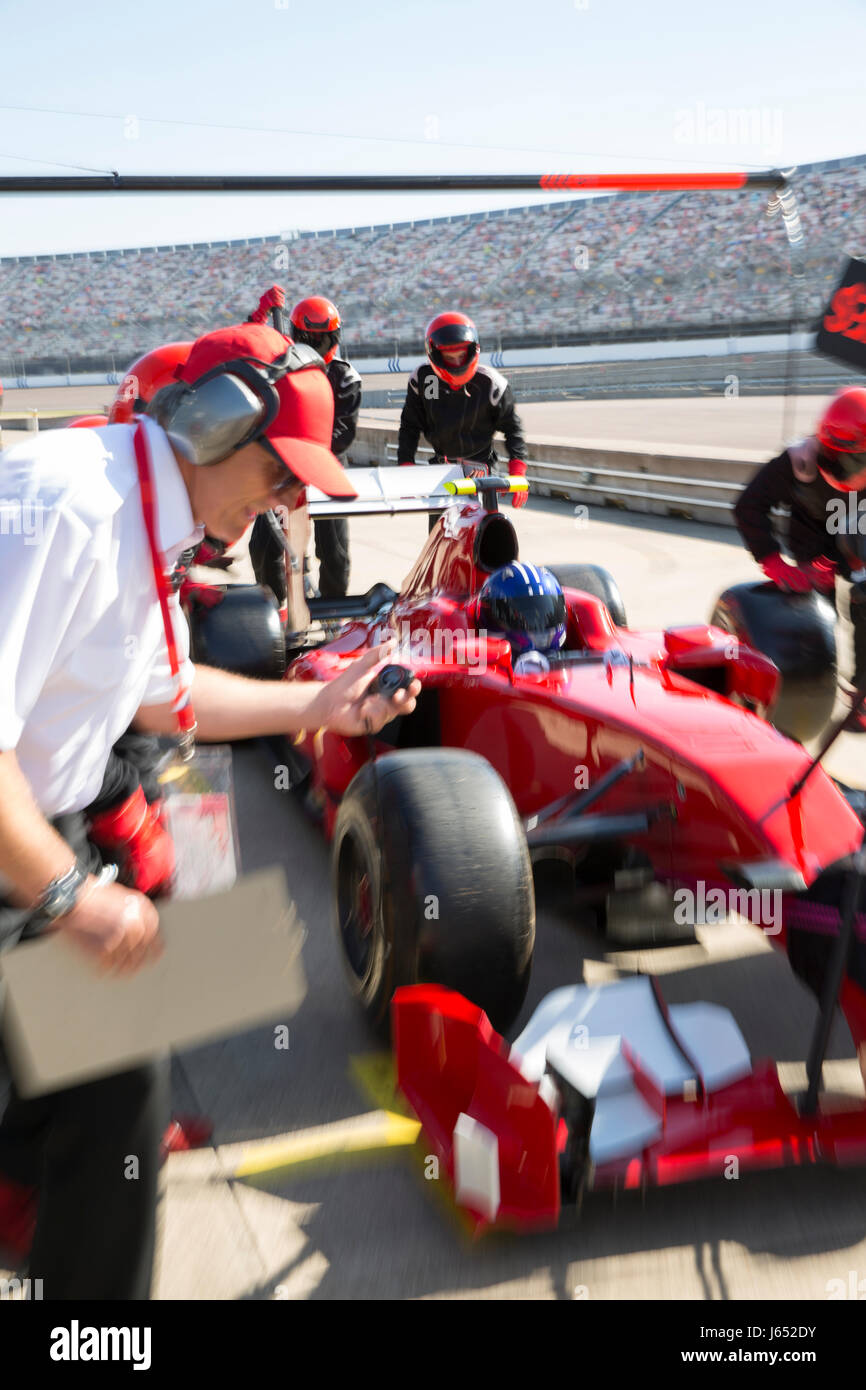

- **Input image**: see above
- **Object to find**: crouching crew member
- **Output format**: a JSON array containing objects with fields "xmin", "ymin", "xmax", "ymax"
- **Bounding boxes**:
[{"xmin": 734, "ymin": 388, "xmax": 866, "ymax": 723}]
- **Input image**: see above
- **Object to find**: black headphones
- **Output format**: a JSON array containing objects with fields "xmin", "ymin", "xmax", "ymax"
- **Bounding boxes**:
[{"xmin": 148, "ymin": 342, "xmax": 325, "ymax": 467}]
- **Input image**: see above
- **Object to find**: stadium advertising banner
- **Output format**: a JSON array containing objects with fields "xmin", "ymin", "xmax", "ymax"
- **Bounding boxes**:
[{"xmin": 816, "ymin": 256, "xmax": 866, "ymax": 371}]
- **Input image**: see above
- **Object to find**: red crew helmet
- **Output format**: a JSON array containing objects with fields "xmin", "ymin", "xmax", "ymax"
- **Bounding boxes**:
[
  {"xmin": 66, "ymin": 414, "xmax": 109, "ymax": 428},
  {"xmin": 288, "ymin": 296, "xmax": 341, "ymax": 364},
  {"xmin": 425, "ymin": 311, "xmax": 480, "ymax": 389},
  {"xmin": 816, "ymin": 388, "xmax": 866, "ymax": 492},
  {"xmin": 109, "ymin": 342, "xmax": 193, "ymax": 423}
]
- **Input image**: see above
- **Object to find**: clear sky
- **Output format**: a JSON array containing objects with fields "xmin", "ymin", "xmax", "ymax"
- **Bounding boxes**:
[{"xmin": 0, "ymin": 0, "xmax": 863, "ymax": 257}]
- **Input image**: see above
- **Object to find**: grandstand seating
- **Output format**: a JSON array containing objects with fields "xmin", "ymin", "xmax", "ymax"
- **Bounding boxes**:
[{"xmin": 1, "ymin": 155, "xmax": 863, "ymax": 374}]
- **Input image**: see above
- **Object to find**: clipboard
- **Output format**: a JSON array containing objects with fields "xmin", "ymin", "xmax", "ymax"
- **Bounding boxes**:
[{"xmin": 0, "ymin": 867, "xmax": 307, "ymax": 1097}]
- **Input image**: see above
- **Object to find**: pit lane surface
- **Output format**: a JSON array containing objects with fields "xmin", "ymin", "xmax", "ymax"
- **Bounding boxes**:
[
  {"xmin": 4, "ymin": 396, "xmax": 866, "ymax": 1302},
  {"xmin": 153, "ymin": 498, "xmax": 866, "ymax": 1302}
]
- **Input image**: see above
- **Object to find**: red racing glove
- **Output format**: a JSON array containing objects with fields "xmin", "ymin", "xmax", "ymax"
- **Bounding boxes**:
[
  {"xmin": 508, "ymin": 459, "xmax": 528, "ymax": 510},
  {"xmin": 761, "ymin": 553, "xmax": 813, "ymax": 594},
  {"xmin": 398, "ymin": 460, "xmax": 415, "ymax": 466},
  {"xmin": 88, "ymin": 786, "xmax": 175, "ymax": 898},
  {"xmin": 250, "ymin": 285, "xmax": 286, "ymax": 326},
  {"xmin": 802, "ymin": 556, "xmax": 837, "ymax": 594}
]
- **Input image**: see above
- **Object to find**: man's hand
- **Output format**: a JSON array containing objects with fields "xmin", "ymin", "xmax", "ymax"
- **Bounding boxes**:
[
  {"xmin": 307, "ymin": 643, "xmax": 421, "ymax": 737},
  {"xmin": 137, "ymin": 657, "xmax": 419, "ymax": 743},
  {"xmin": 508, "ymin": 460, "xmax": 528, "ymax": 509},
  {"xmin": 398, "ymin": 460, "xmax": 415, "ymax": 467},
  {"xmin": 761, "ymin": 553, "xmax": 813, "ymax": 593},
  {"xmin": 58, "ymin": 879, "xmax": 162, "ymax": 975},
  {"xmin": 250, "ymin": 285, "xmax": 286, "ymax": 326}
]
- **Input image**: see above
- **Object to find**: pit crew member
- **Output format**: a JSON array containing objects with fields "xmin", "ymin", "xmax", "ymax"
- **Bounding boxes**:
[
  {"xmin": 397, "ymin": 312, "xmax": 529, "ymax": 527},
  {"xmin": 734, "ymin": 388, "xmax": 866, "ymax": 722},
  {"xmin": 248, "ymin": 288, "xmax": 362, "ymax": 602},
  {"xmin": 0, "ymin": 322, "xmax": 419, "ymax": 1299}
]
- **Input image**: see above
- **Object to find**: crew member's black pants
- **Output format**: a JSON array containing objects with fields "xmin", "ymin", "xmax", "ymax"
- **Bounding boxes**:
[
  {"xmin": 314, "ymin": 517, "xmax": 350, "ymax": 599},
  {"xmin": 250, "ymin": 506, "xmax": 352, "ymax": 600},
  {"xmin": 793, "ymin": 543, "xmax": 866, "ymax": 687},
  {"xmin": 0, "ymin": 811, "xmax": 169, "ymax": 1300},
  {"xmin": 833, "ymin": 579, "xmax": 866, "ymax": 688}
]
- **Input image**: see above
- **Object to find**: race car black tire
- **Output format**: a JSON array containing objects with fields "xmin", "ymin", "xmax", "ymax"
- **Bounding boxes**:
[
  {"xmin": 710, "ymin": 582, "xmax": 836, "ymax": 743},
  {"xmin": 332, "ymin": 748, "xmax": 535, "ymax": 1037},
  {"xmin": 188, "ymin": 584, "xmax": 286, "ymax": 680},
  {"xmin": 547, "ymin": 563, "xmax": 628, "ymax": 628}
]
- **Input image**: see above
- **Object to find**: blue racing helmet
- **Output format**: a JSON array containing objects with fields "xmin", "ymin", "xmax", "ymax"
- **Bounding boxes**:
[{"xmin": 477, "ymin": 564, "xmax": 567, "ymax": 655}]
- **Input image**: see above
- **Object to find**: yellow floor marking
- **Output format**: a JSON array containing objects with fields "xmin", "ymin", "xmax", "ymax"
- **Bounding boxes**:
[
  {"xmin": 227, "ymin": 1107, "xmax": 420, "ymax": 1180},
  {"xmin": 349, "ymin": 1051, "xmax": 414, "ymax": 1116},
  {"xmin": 219, "ymin": 1051, "xmax": 481, "ymax": 1240}
]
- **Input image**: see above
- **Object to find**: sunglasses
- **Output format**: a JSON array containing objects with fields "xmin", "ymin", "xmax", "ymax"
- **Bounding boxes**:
[{"xmin": 261, "ymin": 437, "xmax": 303, "ymax": 495}]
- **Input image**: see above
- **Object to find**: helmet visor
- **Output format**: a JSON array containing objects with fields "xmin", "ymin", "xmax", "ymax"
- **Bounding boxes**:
[
  {"xmin": 818, "ymin": 446, "xmax": 866, "ymax": 492},
  {"xmin": 292, "ymin": 327, "xmax": 341, "ymax": 360},
  {"xmin": 440, "ymin": 344, "xmax": 472, "ymax": 366},
  {"xmin": 429, "ymin": 322, "xmax": 478, "ymax": 349},
  {"xmin": 482, "ymin": 592, "xmax": 566, "ymax": 634}
]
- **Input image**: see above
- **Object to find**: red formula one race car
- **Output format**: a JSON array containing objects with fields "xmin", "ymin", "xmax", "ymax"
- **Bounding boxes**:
[
  {"xmin": 183, "ymin": 463, "xmax": 865, "ymax": 1027},
  {"xmin": 181, "ymin": 463, "xmax": 866, "ymax": 1229}
]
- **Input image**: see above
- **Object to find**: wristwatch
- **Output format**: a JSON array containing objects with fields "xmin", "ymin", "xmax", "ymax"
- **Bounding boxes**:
[{"xmin": 34, "ymin": 860, "xmax": 88, "ymax": 921}]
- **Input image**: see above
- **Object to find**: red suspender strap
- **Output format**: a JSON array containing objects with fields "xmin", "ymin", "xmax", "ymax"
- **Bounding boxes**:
[{"xmin": 133, "ymin": 421, "xmax": 197, "ymax": 759}]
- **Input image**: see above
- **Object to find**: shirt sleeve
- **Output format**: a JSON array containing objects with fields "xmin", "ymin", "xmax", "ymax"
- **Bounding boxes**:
[
  {"xmin": 733, "ymin": 452, "xmax": 794, "ymax": 563},
  {"xmin": 497, "ymin": 384, "xmax": 528, "ymax": 461},
  {"xmin": 329, "ymin": 362, "xmax": 362, "ymax": 458},
  {"xmin": 397, "ymin": 373, "xmax": 425, "ymax": 462},
  {"xmin": 0, "ymin": 504, "xmax": 95, "ymax": 750},
  {"xmin": 139, "ymin": 592, "xmax": 194, "ymax": 707}
]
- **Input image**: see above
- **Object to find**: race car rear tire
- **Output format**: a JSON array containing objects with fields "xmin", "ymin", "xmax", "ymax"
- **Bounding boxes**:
[
  {"xmin": 332, "ymin": 748, "xmax": 535, "ymax": 1036},
  {"xmin": 188, "ymin": 584, "xmax": 286, "ymax": 680},
  {"xmin": 710, "ymin": 581, "xmax": 836, "ymax": 743},
  {"xmin": 547, "ymin": 563, "xmax": 627, "ymax": 627}
]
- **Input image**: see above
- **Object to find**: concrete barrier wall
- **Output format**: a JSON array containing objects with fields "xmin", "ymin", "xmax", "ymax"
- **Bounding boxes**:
[
  {"xmin": 351, "ymin": 331, "xmax": 816, "ymax": 376},
  {"xmin": 0, "ymin": 332, "xmax": 816, "ymax": 390},
  {"xmin": 349, "ymin": 422, "xmax": 762, "ymax": 527},
  {"xmin": 0, "ymin": 411, "xmax": 762, "ymax": 528}
]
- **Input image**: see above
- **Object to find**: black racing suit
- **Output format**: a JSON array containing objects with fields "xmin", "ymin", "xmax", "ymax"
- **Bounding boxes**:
[
  {"xmin": 734, "ymin": 436, "xmax": 866, "ymax": 685},
  {"xmin": 249, "ymin": 355, "xmax": 362, "ymax": 601},
  {"xmin": 397, "ymin": 361, "xmax": 527, "ymax": 468},
  {"xmin": 397, "ymin": 362, "xmax": 528, "ymax": 530}
]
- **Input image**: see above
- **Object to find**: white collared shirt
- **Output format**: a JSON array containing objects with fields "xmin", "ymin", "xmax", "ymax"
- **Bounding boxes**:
[{"xmin": 0, "ymin": 417, "xmax": 202, "ymax": 816}]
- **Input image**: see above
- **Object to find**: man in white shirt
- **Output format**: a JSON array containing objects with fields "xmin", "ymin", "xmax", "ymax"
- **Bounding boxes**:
[{"xmin": 0, "ymin": 322, "xmax": 420, "ymax": 1299}]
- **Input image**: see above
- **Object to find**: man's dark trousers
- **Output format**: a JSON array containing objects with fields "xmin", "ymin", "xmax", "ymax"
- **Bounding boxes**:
[
  {"xmin": 313, "ymin": 516, "xmax": 350, "ymax": 599},
  {"xmin": 0, "ymin": 814, "xmax": 169, "ymax": 1300}
]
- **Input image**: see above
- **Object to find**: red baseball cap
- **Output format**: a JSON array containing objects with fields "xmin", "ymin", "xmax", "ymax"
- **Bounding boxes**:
[{"xmin": 177, "ymin": 323, "xmax": 357, "ymax": 498}]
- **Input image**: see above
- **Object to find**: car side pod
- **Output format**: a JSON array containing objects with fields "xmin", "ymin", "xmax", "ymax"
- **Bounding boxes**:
[{"xmin": 392, "ymin": 986, "xmax": 561, "ymax": 1232}]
